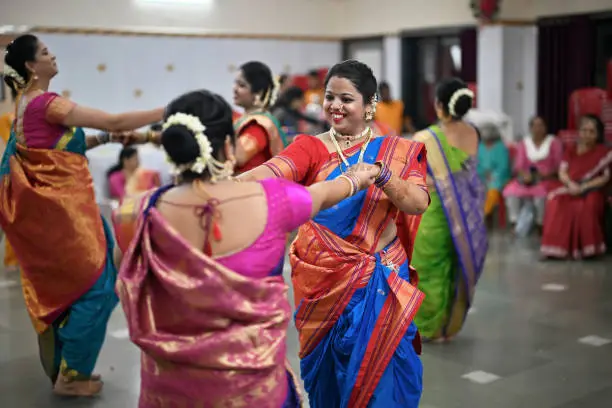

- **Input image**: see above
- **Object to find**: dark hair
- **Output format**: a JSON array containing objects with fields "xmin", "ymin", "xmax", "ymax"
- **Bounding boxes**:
[
  {"xmin": 580, "ymin": 114, "xmax": 605, "ymax": 144},
  {"xmin": 274, "ymin": 86, "xmax": 304, "ymax": 108},
  {"xmin": 435, "ymin": 77, "xmax": 473, "ymax": 120},
  {"xmin": 379, "ymin": 81, "xmax": 390, "ymax": 92},
  {"xmin": 106, "ymin": 146, "xmax": 138, "ymax": 178},
  {"xmin": 3, "ymin": 34, "xmax": 39, "ymax": 95},
  {"xmin": 162, "ymin": 90, "xmax": 234, "ymax": 181},
  {"xmin": 278, "ymin": 74, "xmax": 288, "ymax": 85},
  {"xmin": 324, "ymin": 59, "xmax": 377, "ymax": 105},
  {"xmin": 240, "ymin": 61, "xmax": 275, "ymax": 108},
  {"xmin": 150, "ymin": 122, "xmax": 163, "ymax": 132},
  {"xmin": 308, "ymin": 70, "xmax": 319, "ymax": 78},
  {"xmin": 528, "ymin": 115, "xmax": 546, "ymax": 128}
]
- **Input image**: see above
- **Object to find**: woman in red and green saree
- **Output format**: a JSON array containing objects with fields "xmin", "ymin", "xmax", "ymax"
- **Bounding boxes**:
[
  {"xmin": 412, "ymin": 78, "xmax": 488, "ymax": 342},
  {"xmin": 111, "ymin": 89, "xmax": 380, "ymax": 407},
  {"xmin": 541, "ymin": 115, "xmax": 611, "ymax": 259},
  {"xmin": 241, "ymin": 60, "xmax": 430, "ymax": 407},
  {"xmin": 233, "ymin": 61, "xmax": 288, "ymax": 173},
  {"xmin": 0, "ymin": 34, "xmax": 163, "ymax": 396}
]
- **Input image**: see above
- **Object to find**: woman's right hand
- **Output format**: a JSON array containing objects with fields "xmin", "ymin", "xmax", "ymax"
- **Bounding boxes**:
[{"xmin": 346, "ymin": 163, "xmax": 380, "ymax": 191}]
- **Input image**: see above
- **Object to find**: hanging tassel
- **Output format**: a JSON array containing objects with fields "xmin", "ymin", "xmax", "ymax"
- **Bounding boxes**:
[{"xmin": 212, "ymin": 221, "xmax": 222, "ymax": 242}]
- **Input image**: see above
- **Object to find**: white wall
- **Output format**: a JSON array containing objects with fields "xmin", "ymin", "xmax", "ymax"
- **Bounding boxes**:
[
  {"xmin": 2, "ymin": 0, "xmax": 611, "ymax": 37},
  {"xmin": 2, "ymin": 0, "xmax": 341, "ymax": 37},
  {"xmin": 38, "ymin": 33, "xmax": 341, "ymax": 113}
]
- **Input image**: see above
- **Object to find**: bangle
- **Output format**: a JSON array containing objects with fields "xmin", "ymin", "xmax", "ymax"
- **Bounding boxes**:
[
  {"xmin": 147, "ymin": 130, "xmax": 157, "ymax": 144},
  {"xmin": 374, "ymin": 162, "xmax": 392, "ymax": 188},
  {"xmin": 96, "ymin": 132, "xmax": 110, "ymax": 145},
  {"xmin": 337, "ymin": 174, "xmax": 357, "ymax": 197}
]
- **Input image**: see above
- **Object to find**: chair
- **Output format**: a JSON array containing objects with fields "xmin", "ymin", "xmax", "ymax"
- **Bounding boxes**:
[{"xmin": 567, "ymin": 88, "xmax": 607, "ymax": 130}]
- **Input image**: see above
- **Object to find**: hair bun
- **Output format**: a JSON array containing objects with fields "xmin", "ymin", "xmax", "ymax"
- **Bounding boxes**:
[
  {"xmin": 448, "ymin": 88, "xmax": 474, "ymax": 119},
  {"xmin": 161, "ymin": 124, "xmax": 200, "ymax": 166}
]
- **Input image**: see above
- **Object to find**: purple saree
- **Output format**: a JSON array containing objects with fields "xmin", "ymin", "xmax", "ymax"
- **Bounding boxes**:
[{"xmin": 114, "ymin": 178, "xmax": 311, "ymax": 407}]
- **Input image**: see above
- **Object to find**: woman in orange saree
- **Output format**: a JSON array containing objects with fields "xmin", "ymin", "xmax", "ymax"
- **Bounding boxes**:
[
  {"xmin": 232, "ymin": 61, "xmax": 288, "ymax": 173},
  {"xmin": 541, "ymin": 115, "xmax": 611, "ymax": 259},
  {"xmin": 107, "ymin": 145, "xmax": 161, "ymax": 201},
  {"xmin": 0, "ymin": 34, "xmax": 163, "ymax": 396},
  {"xmin": 241, "ymin": 60, "xmax": 430, "ymax": 407},
  {"xmin": 0, "ymin": 91, "xmax": 19, "ymax": 273},
  {"xmin": 111, "ymin": 89, "xmax": 380, "ymax": 407}
]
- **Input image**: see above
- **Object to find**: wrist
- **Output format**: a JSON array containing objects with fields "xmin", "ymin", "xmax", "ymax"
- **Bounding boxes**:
[
  {"xmin": 337, "ymin": 174, "xmax": 358, "ymax": 197},
  {"xmin": 374, "ymin": 161, "xmax": 392, "ymax": 189}
]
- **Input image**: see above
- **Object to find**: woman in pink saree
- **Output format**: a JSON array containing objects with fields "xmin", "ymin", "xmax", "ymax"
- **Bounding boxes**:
[
  {"xmin": 107, "ymin": 146, "xmax": 161, "ymax": 201},
  {"xmin": 112, "ymin": 90, "xmax": 379, "ymax": 407}
]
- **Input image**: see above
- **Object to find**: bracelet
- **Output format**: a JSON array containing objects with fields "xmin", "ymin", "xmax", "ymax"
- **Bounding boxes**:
[
  {"xmin": 147, "ymin": 130, "xmax": 157, "ymax": 144},
  {"xmin": 337, "ymin": 174, "xmax": 357, "ymax": 197},
  {"xmin": 374, "ymin": 161, "xmax": 392, "ymax": 188},
  {"xmin": 96, "ymin": 132, "xmax": 110, "ymax": 145}
]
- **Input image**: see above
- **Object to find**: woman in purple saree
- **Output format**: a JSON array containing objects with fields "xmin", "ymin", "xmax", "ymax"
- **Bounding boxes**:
[{"xmin": 112, "ymin": 90, "xmax": 379, "ymax": 407}]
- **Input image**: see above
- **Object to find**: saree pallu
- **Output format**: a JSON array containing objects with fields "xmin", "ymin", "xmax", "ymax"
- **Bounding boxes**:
[
  {"xmin": 267, "ymin": 135, "xmax": 427, "ymax": 407},
  {"xmin": 235, "ymin": 111, "xmax": 289, "ymax": 155},
  {"xmin": 541, "ymin": 144, "xmax": 612, "ymax": 259},
  {"xmin": 0, "ymin": 122, "xmax": 118, "ymax": 379},
  {"xmin": 412, "ymin": 125, "xmax": 488, "ymax": 340},
  {"xmin": 116, "ymin": 187, "xmax": 301, "ymax": 407}
]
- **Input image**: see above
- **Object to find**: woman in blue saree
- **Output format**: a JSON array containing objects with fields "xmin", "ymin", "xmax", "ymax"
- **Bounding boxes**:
[
  {"xmin": 0, "ymin": 34, "xmax": 163, "ymax": 396},
  {"xmin": 242, "ymin": 60, "xmax": 431, "ymax": 407},
  {"xmin": 412, "ymin": 78, "xmax": 488, "ymax": 342}
]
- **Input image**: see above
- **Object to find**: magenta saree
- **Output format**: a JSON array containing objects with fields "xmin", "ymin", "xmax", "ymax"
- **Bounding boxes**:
[{"xmin": 115, "ymin": 180, "xmax": 309, "ymax": 407}]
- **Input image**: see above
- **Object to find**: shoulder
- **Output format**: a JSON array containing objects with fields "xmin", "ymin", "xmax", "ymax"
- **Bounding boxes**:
[{"xmin": 108, "ymin": 171, "xmax": 123, "ymax": 182}]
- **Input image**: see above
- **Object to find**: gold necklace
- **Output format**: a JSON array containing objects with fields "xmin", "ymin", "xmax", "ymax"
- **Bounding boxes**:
[
  {"xmin": 329, "ymin": 127, "xmax": 373, "ymax": 172},
  {"xmin": 331, "ymin": 127, "xmax": 370, "ymax": 148}
]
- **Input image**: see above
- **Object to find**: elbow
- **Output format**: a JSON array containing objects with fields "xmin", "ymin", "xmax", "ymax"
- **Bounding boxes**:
[{"xmin": 409, "ymin": 192, "xmax": 430, "ymax": 215}]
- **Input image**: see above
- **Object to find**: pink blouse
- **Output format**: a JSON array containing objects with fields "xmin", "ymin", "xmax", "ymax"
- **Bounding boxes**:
[{"xmin": 216, "ymin": 178, "xmax": 312, "ymax": 278}]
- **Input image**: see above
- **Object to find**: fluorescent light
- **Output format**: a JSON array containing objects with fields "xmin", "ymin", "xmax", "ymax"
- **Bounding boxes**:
[{"xmin": 135, "ymin": 0, "xmax": 214, "ymax": 6}]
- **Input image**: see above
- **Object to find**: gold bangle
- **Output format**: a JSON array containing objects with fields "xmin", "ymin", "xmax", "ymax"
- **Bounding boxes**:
[{"xmin": 337, "ymin": 174, "xmax": 356, "ymax": 197}]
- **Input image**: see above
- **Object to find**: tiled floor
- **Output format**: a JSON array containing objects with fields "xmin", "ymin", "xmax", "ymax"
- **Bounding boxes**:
[{"xmin": 0, "ymin": 232, "xmax": 611, "ymax": 407}]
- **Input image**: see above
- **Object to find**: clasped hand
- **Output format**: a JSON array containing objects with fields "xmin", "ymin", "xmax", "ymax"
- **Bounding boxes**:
[{"xmin": 345, "ymin": 163, "xmax": 382, "ymax": 190}]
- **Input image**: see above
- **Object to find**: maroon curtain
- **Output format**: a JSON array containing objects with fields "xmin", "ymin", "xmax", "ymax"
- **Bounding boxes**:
[
  {"xmin": 537, "ymin": 15, "xmax": 596, "ymax": 134},
  {"xmin": 460, "ymin": 28, "xmax": 478, "ymax": 83}
]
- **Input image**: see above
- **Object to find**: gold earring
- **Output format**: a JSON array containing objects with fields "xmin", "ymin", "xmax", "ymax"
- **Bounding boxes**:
[{"xmin": 365, "ymin": 111, "xmax": 374, "ymax": 121}]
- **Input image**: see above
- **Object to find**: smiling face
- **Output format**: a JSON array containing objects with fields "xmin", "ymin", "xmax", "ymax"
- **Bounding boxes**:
[
  {"xmin": 233, "ymin": 70, "xmax": 255, "ymax": 109},
  {"xmin": 26, "ymin": 41, "xmax": 58, "ymax": 80},
  {"xmin": 323, "ymin": 76, "xmax": 370, "ymax": 135}
]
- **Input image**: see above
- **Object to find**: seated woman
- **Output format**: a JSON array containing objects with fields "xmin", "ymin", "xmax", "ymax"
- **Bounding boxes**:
[
  {"xmin": 503, "ymin": 116, "xmax": 563, "ymax": 233},
  {"xmin": 111, "ymin": 90, "xmax": 379, "ymax": 407},
  {"xmin": 541, "ymin": 115, "xmax": 611, "ymax": 259},
  {"xmin": 477, "ymin": 122, "xmax": 511, "ymax": 224},
  {"xmin": 107, "ymin": 145, "xmax": 161, "ymax": 201}
]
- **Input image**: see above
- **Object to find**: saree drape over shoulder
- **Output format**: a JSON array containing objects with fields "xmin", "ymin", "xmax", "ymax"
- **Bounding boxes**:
[
  {"xmin": 263, "ymin": 134, "xmax": 427, "ymax": 407},
  {"xmin": 234, "ymin": 111, "xmax": 289, "ymax": 173},
  {"xmin": 412, "ymin": 125, "xmax": 488, "ymax": 340},
  {"xmin": 114, "ymin": 179, "xmax": 309, "ymax": 407},
  {"xmin": 0, "ymin": 92, "xmax": 118, "ymax": 380}
]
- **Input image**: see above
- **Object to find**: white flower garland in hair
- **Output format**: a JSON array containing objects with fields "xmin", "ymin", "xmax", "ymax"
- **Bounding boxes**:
[
  {"xmin": 448, "ymin": 88, "xmax": 474, "ymax": 117},
  {"xmin": 371, "ymin": 94, "xmax": 379, "ymax": 115},
  {"xmin": 269, "ymin": 76, "xmax": 281, "ymax": 107},
  {"xmin": 162, "ymin": 113, "xmax": 212, "ymax": 175},
  {"xmin": 162, "ymin": 112, "xmax": 234, "ymax": 182},
  {"xmin": 2, "ymin": 64, "xmax": 25, "ymax": 87}
]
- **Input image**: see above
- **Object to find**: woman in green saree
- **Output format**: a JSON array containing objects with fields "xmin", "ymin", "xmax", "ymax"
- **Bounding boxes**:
[{"xmin": 413, "ymin": 78, "xmax": 488, "ymax": 342}]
